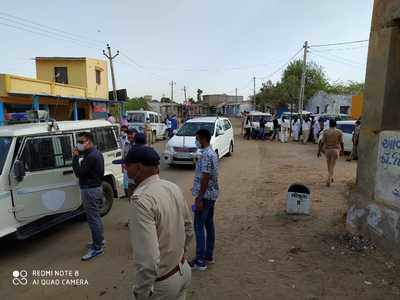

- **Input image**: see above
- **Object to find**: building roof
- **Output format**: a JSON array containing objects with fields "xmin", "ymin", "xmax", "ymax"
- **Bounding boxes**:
[
  {"xmin": 35, "ymin": 57, "xmax": 88, "ymax": 61},
  {"xmin": 0, "ymin": 120, "xmax": 114, "ymax": 137}
]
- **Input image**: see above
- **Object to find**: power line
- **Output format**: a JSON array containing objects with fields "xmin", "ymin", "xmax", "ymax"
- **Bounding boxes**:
[
  {"xmin": 309, "ymin": 39, "xmax": 369, "ymax": 48},
  {"xmin": 258, "ymin": 48, "xmax": 303, "ymax": 80},
  {"xmin": 310, "ymin": 51, "xmax": 365, "ymax": 69},
  {"xmin": 312, "ymin": 49, "xmax": 364, "ymax": 66},
  {"xmin": 0, "ymin": 12, "xmax": 104, "ymax": 47},
  {"xmin": 312, "ymin": 45, "xmax": 368, "ymax": 52}
]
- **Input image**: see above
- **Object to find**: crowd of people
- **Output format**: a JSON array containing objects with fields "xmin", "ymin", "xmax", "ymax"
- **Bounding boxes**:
[{"xmin": 241, "ymin": 111, "xmax": 362, "ymax": 187}]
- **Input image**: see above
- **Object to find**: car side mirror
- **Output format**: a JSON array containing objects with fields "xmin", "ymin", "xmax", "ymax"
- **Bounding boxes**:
[{"xmin": 14, "ymin": 160, "xmax": 26, "ymax": 182}]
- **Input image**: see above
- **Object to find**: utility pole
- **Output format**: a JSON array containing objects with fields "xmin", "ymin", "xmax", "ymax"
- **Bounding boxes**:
[
  {"xmin": 253, "ymin": 76, "xmax": 256, "ymax": 111},
  {"xmin": 103, "ymin": 44, "xmax": 119, "ymax": 102},
  {"xmin": 235, "ymin": 88, "xmax": 238, "ymax": 101},
  {"xmin": 298, "ymin": 41, "xmax": 309, "ymax": 120},
  {"xmin": 183, "ymin": 86, "xmax": 187, "ymax": 103},
  {"xmin": 169, "ymin": 81, "xmax": 176, "ymax": 102}
]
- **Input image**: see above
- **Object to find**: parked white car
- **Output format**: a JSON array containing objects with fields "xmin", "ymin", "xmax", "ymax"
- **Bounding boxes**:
[
  {"xmin": 164, "ymin": 117, "xmax": 234, "ymax": 165},
  {"xmin": 336, "ymin": 120, "xmax": 356, "ymax": 152},
  {"xmin": 0, "ymin": 120, "xmax": 123, "ymax": 240},
  {"xmin": 126, "ymin": 110, "xmax": 167, "ymax": 141}
]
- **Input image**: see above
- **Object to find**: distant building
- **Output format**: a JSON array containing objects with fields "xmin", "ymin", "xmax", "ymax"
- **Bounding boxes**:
[
  {"xmin": 149, "ymin": 100, "xmax": 161, "ymax": 113},
  {"xmin": 0, "ymin": 57, "xmax": 119, "ymax": 125},
  {"xmin": 306, "ymin": 91, "xmax": 353, "ymax": 115},
  {"xmin": 216, "ymin": 100, "xmax": 253, "ymax": 117},
  {"xmin": 202, "ymin": 94, "xmax": 243, "ymax": 107}
]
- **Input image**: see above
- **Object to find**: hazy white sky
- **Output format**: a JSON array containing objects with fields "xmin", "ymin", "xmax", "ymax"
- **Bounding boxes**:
[{"xmin": 0, "ymin": 0, "xmax": 373, "ymax": 101}]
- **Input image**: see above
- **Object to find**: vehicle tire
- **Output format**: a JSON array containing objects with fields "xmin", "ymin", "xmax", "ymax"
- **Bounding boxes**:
[
  {"xmin": 163, "ymin": 130, "xmax": 168, "ymax": 140},
  {"xmin": 215, "ymin": 150, "xmax": 219, "ymax": 159},
  {"xmin": 100, "ymin": 182, "xmax": 114, "ymax": 217},
  {"xmin": 226, "ymin": 141, "xmax": 234, "ymax": 157}
]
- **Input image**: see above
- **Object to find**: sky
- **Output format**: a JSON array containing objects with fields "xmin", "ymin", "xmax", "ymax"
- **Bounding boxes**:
[{"xmin": 0, "ymin": 0, "xmax": 373, "ymax": 102}]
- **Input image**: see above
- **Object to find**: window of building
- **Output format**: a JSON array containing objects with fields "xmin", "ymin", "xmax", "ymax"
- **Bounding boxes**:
[
  {"xmin": 340, "ymin": 106, "xmax": 350, "ymax": 115},
  {"xmin": 95, "ymin": 69, "xmax": 101, "ymax": 85},
  {"xmin": 54, "ymin": 67, "xmax": 68, "ymax": 84},
  {"xmin": 20, "ymin": 135, "xmax": 73, "ymax": 172},
  {"xmin": 90, "ymin": 127, "xmax": 118, "ymax": 152}
]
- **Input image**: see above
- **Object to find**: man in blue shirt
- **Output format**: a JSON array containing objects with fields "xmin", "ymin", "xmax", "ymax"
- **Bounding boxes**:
[{"xmin": 190, "ymin": 129, "xmax": 219, "ymax": 271}]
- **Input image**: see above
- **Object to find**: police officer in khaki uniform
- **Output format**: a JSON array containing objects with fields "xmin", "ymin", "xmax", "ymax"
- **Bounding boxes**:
[
  {"xmin": 123, "ymin": 146, "xmax": 193, "ymax": 300},
  {"xmin": 144, "ymin": 118, "xmax": 153, "ymax": 145}
]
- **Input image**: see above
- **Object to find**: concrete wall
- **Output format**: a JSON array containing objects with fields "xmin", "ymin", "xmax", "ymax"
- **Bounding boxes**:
[
  {"xmin": 203, "ymin": 94, "xmax": 243, "ymax": 107},
  {"xmin": 36, "ymin": 58, "xmax": 109, "ymax": 100},
  {"xmin": 306, "ymin": 91, "xmax": 352, "ymax": 115},
  {"xmin": 347, "ymin": 0, "xmax": 400, "ymax": 256},
  {"xmin": 85, "ymin": 58, "xmax": 108, "ymax": 99}
]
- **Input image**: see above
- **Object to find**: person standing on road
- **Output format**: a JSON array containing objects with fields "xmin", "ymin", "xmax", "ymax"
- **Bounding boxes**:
[
  {"xmin": 347, "ymin": 119, "xmax": 361, "ymax": 162},
  {"xmin": 190, "ymin": 129, "xmax": 219, "ymax": 271},
  {"xmin": 122, "ymin": 128, "xmax": 138, "ymax": 196},
  {"xmin": 259, "ymin": 116, "xmax": 266, "ymax": 140},
  {"xmin": 313, "ymin": 117, "xmax": 321, "ymax": 144},
  {"xmin": 318, "ymin": 119, "xmax": 344, "ymax": 187},
  {"xmin": 165, "ymin": 115, "xmax": 172, "ymax": 138},
  {"xmin": 170, "ymin": 115, "xmax": 178, "ymax": 137},
  {"xmin": 72, "ymin": 132, "xmax": 105, "ymax": 261},
  {"xmin": 292, "ymin": 117, "xmax": 300, "ymax": 141},
  {"xmin": 107, "ymin": 113, "xmax": 116, "ymax": 124},
  {"xmin": 302, "ymin": 117, "xmax": 311, "ymax": 144},
  {"xmin": 243, "ymin": 116, "xmax": 251, "ymax": 140},
  {"xmin": 271, "ymin": 114, "xmax": 280, "ymax": 141},
  {"xmin": 125, "ymin": 147, "xmax": 193, "ymax": 300},
  {"xmin": 280, "ymin": 116, "xmax": 290, "ymax": 143},
  {"xmin": 144, "ymin": 118, "xmax": 153, "ymax": 145}
]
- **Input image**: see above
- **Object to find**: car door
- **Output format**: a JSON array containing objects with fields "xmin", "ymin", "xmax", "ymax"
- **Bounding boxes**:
[
  {"xmin": 223, "ymin": 119, "xmax": 234, "ymax": 147},
  {"xmin": 12, "ymin": 134, "xmax": 81, "ymax": 222},
  {"xmin": 214, "ymin": 120, "xmax": 226, "ymax": 156}
]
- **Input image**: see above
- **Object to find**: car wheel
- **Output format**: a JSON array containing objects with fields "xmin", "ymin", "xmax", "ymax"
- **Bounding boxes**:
[
  {"xmin": 215, "ymin": 149, "xmax": 219, "ymax": 159},
  {"xmin": 226, "ymin": 141, "xmax": 233, "ymax": 157},
  {"xmin": 100, "ymin": 182, "xmax": 114, "ymax": 217}
]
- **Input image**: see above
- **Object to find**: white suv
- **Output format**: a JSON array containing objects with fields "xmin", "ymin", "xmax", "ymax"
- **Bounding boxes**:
[
  {"xmin": 0, "ymin": 120, "xmax": 123, "ymax": 240},
  {"xmin": 126, "ymin": 110, "xmax": 167, "ymax": 140},
  {"xmin": 164, "ymin": 117, "xmax": 234, "ymax": 165}
]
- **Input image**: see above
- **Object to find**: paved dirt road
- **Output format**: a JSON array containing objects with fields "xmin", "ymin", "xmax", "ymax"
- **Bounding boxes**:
[{"xmin": 1, "ymin": 122, "xmax": 400, "ymax": 300}]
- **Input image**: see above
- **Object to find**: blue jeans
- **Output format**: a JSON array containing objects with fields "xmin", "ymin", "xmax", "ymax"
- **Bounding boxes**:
[
  {"xmin": 81, "ymin": 186, "xmax": 104, "ymax": 250},
  {"xmin": 194, "ymin": 199, "xmax": 215, "ymax": 260}
]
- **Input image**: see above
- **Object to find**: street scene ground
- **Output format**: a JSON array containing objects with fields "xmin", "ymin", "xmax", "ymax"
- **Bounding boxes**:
[{"xmin": 1, "ymin": 121, "xmax": 399, "ymax": 300}]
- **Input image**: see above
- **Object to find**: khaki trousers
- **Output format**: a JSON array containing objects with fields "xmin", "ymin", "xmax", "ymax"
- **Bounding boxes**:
[
  {"xmin": 133, "ymin": 260, "xmax": 191, "ymax": 300},
  {"xmin": 325, "ymin": 149, "xmax": 340, "ymax": 181},
  {"xmin": 302, "ymin": 129, "xmax": 310, "ymax": 144}
]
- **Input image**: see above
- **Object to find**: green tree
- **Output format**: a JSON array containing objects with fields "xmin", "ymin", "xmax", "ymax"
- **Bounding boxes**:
[
  {"xmin": 124, "ymin": 97, "xmax": 150, "ymax": 111},
  {"xmin": 326, "ymin": 81, "xmax": 364, "ymax": 95}
]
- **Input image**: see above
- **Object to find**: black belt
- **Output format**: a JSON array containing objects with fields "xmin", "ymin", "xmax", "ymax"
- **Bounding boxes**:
[{"xmin": 156, "ymin": 256, "xmax": 185, "ymax": 282}]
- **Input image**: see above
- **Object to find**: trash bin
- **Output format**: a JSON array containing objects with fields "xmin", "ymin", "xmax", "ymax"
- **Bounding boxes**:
[{"xmin": 287, "ymin": 184, "xmax": 310, "ymax": 215}]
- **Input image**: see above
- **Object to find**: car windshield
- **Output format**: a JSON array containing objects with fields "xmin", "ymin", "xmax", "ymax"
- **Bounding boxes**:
[
  {"xmin": 0, "ymin": 137, "xmax": 12, "ymax": 175},
  {"xmin": 251, "ymin": 115, "xmax": 272, "ymax": 122},
  {"xmin": 177, "ymin": 122, "xmax": 215, "ymax": 136},
  {"xmin": 127, "ymin": 112, "xmax": 145, "ymax": 123}
]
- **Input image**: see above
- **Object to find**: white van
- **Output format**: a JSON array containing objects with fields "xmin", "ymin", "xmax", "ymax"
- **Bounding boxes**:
[
  {"xmin": 126, "ymin": 110, "xmax": 167, "ymax": 141},
  {"xmin": 248, "ymin": 111, "xmax": 273, "ymax": 136},
  {"xmin": 164, "ymin": 117, "xmax": 234, "ymax": 165},
  {"xmin": 0, "ymin": 120, "xmax": 123, "ymax": 239},
  {"xmin": 336, "ymin": 120, "xmax": 356, "ymax": 152}
]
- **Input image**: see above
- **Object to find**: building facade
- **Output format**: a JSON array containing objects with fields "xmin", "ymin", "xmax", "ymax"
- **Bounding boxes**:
[
  {"xmin": 0, "ymin": 57, "xmax": 116, "ymax": 125},
  {"xmin": 306, "ymin": 91, "xmax": 353, "ymax": 115}
]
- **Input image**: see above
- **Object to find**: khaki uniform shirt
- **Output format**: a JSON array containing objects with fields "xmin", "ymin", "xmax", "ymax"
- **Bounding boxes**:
[
  {"xmin": 129, "ymin": 175, "xmax": 193, "ymax": 299},
  {"xmin": 322, "ymin": 128, "xmax": 343, "ymax": 150}
]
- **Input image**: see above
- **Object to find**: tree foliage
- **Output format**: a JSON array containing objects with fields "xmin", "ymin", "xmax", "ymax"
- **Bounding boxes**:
[
  {"xmin": 256, "ymin": 59, "xmax": 364, "ymax": 110},
  {"xmin": 124, "ymin": 97, "xmax": 150, "ymax": 111}
]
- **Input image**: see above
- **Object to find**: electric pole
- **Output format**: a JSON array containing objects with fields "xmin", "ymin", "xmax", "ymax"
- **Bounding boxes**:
[
  {"xmin": 183, "ymin": 86, "xmax": 187, "ymax": 103},
  {"xmin": 103, "ymin": 44, "xmax": 119, "ymax": 102},
  {"xmin": 235, "ymin": 88, "xmax": 238, "ymax": 101},
  {"xmin": 298, "ymin": 41, "xmax": 309, "ymax": 120},
  {"xmin": 253, "ymin": 76, "xmax": 256, "ymax": 111},
  {"xmin": 169, "ymin": 81, "xmax": 176, "ymax": 102}
]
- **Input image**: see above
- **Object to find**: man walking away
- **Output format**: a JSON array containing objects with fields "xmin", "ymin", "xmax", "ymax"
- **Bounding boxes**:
[
  {"xmin": 271, "ymin": 114, "xmax": 280, "ymax": 141},
  {"xmin": 318, "ymin": 119, "xmax": 344, "ymax": 187},
  {"xmin": 72, "ymin": 132, "xmax": 105, "ymax": 261},
  {"xmin": 190, "ymin": 129, "xmax": 219, "ymax": 271},
  {"xmin": 259, "ymin": 116, "xmax": 266, "ymax": 140},
  {"xmin": 347, "ymin": 119, "xmax": 361, "ymax": 161},
  {"xmin": 280, "ymin": 116, "xmax": 289, "ymax": 143},
  {"xmin": 125, "ymin": 147, "xmax": 193, "ymax": 300}
]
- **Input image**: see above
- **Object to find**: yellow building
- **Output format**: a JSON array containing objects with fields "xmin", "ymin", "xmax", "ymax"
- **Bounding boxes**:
[
  {"xmin": 0, "ymin": 57, "xmax": 115, "ymax": 125},
  {"xmin": 351, "ymin": 95, "xmax": 363, "ymax": 120}
]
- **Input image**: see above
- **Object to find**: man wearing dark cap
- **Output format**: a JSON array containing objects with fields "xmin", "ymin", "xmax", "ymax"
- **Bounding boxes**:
[{"xmin": 124, "ymin": 147, "xmax": 193, "ymax": 300}]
